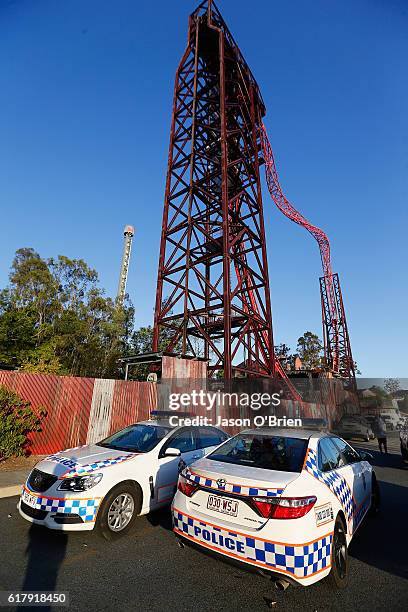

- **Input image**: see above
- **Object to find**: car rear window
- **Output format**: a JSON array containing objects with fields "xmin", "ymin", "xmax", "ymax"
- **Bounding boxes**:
[{"xmin": 207, "ymin": 433, "xmax": 308, "ymax": 473}]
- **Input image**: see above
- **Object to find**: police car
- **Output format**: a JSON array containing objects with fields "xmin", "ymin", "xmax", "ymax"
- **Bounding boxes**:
[
  {"xmin": 18, "ymin": 416, "xmax": 228, "ymax": 540},
  {"xmin": 172, "ymin": 428, "xmax": 380, "ymax": 589}
]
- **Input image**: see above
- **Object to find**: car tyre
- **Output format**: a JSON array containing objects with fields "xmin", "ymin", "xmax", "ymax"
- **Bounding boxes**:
[
  {"xmin": 328, "ymin": 515, "xmax": 349, "ymax": 589},
  {"xmin": 96, "ymin": 482, "xmax": 141, "ymax": 541},
  {"xmin": 369, "ymin": 474, "xmax": 380, "ymax": 516}
]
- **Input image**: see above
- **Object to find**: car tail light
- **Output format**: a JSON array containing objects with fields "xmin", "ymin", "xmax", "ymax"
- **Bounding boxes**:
[
  {"xmin": 177, "ymin": 476, "xmax": 198, "ymax": 498},
  {"xmin": 251, "ymin": 496, "xmax": 317, "ymax": 519}
]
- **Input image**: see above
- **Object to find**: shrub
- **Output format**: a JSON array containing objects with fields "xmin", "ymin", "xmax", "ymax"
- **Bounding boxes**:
[{"xmin": 0, "ymin": 386, "xmax": 46, "ymax": 460}]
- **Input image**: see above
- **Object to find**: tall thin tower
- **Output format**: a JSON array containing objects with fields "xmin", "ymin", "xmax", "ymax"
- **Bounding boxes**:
[
  {"xmin": 116, "ymin": 225, "xmax": 134, "ymax": 305},
  {"xmin": 152, "ymin": 1, "xmax": 275, "ymax": 379}
]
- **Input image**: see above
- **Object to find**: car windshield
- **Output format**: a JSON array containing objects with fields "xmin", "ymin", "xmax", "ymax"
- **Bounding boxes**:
[
  {"xmin": 97, "ymin": 423, "xmax": 171, "ymax": 453},
  {"xmin": 207, "ymin": 433, "xmax": 308, "ymax": 473}
]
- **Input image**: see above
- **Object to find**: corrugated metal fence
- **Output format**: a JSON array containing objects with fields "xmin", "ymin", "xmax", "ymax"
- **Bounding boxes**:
[
  {"xmin": 0, "ymin": 371, "xmax": 157, "ymax": 454},
  {"xmin": 0, "ymin": 369, "xmax": 343, "ymax": 455}
]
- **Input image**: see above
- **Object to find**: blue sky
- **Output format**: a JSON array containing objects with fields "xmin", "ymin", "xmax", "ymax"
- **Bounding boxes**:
[{"xmin": 0, "ymin": 0, "xmax": 407, "ymax": 376}]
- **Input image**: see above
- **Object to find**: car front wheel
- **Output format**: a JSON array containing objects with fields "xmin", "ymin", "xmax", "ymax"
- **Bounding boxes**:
[
  {"xmin": 328, "ymin": 515, "xmax": 349, "ymax": 589},
  {"xmin": 97, "ymin": 483, "xmax": 141, "ymax": 541}
]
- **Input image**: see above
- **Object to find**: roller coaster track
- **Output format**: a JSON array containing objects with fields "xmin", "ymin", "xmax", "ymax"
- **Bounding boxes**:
[{"xmin": 259, "ymin": 122, "xmax": 339, "ymax": 373}]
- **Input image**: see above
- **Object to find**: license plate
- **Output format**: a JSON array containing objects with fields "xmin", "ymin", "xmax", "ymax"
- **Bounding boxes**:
[
  {"xmin": 207, "ymin": 494, "xmax": 238, "ymax": 517},
  {"xmin": 22, "ymin": 490, "xmax": 37, "ymax": 508}
]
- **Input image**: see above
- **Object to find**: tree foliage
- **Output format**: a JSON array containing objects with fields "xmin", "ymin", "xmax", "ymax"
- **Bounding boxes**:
[
  {"xmin": 127, "ymin": 321, "xmax": 182, "ymax": 380},
  {"xmin": 296, "ymin": 331, "xmax": 323, "ymax": 369},
  {"xmin": 275, "ymin": 343, "xmax": 292, "ymax": 359},
  {"xmin": 0, "ymin": 386, "xmax": 46, "ymax": 459},
  {"xmin": 0, "ymin": 248, "xmax": 134, "ymax": 378},
  {"xmin": 383, "ymin": 378, "xmax": 400, "ymax": 395}
]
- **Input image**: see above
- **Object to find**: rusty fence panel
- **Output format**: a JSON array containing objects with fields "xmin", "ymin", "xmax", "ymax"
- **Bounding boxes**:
[
  {"xmin": 109, "ymin": 380, "xmax": 157, "ymax": 436},
  {"xmin": 0, "ymin": 371, "xmax": 94, "ymax": 454},
  {"xmin": 0, "ymin": 371, "xmax": 157, "ymax": 455}
]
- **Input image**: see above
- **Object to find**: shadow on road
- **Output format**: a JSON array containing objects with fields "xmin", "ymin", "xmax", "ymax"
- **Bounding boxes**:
[
  {"xmin": 349, "ymin": 480, "xmax": 408, "ymax": 581},
  {"xmin": 361, "ymin": 448, "xmax": 407, "ymax": 470},
  {"xmin": 145, "ymin": 507, "xmax": 173, "ymax": 531},
  {"xmin": 21, "ymin": 524, "xmax": 68, "ymax": 610}
]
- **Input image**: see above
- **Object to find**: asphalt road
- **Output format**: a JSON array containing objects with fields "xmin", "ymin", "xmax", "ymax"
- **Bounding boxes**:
[{"xmin": 0, "ymin": 441, "xmax": 407, "ymax": 612}]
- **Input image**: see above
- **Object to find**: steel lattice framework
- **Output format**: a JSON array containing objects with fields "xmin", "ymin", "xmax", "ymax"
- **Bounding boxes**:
[
  {"xmin": 153, "ymin": 0, "xmax": 355, "ymax": 388},
  {"xmin": 152, "ymin": 0, "xmax": 278, "ymax": 380},
  {"xmin": 320, "ymin": 273, "xmax": 356, "ymax": 382}
]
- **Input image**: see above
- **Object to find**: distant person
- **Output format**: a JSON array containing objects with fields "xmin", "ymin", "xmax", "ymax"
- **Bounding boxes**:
[{"xmin": 372, "ymin": 415, "xmax": 388, "ymax": 453}]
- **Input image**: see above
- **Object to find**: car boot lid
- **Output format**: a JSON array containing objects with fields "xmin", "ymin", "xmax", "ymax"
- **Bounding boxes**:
[{"xmin": 185, "ymin": 456, "xmax": 300, "ymax": 494}]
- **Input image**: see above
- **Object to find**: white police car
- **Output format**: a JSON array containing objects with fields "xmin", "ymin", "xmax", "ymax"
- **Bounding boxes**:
[
  {"xmin": 172, "ymin": 428, "xmax": 380, "ymax": 589},
  {"xmin": 19, "ymin": 416, "xmax": 228, "ymax": 540}
]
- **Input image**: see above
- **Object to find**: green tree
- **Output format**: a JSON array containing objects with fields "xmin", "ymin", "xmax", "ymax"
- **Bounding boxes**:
[
  {"xmin": 0, "ymin": 386, "xmax": 46, "ymax": 459},
  {"xmin": 0, "ymin": 248, "xmax": 135, "ymax": 378},
  {"xmin": 384, "ymin": 378, "xmax": 400, "ymax": 395},
  {"xmin": 127, "ymin": 323, "xmax": 176, "ymax": 380},
  {"xmin": 8, "ymin": 248, "xmax": 58, "ymax": 329},
  {"xmin": 296, "ymin": 331, "xmax": 323, "ymax": 369},
  {"xmin": 275, "ymin": 343, "xmax": 292, "ymax": 359}
]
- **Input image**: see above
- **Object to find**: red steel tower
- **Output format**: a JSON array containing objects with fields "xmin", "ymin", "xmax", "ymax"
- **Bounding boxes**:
[
  {"xmin": 153, "ymin": 0, "xmax": 356, "ymax": 390},
  {"xmin": 152, "ymin": 0, "xmax": 275, "ymax": 379}
]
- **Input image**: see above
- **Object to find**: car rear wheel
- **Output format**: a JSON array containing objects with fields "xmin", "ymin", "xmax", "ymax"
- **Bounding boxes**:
[
  {"xmin": 96, "ymin": 483, "xmax": 141, "ymax": 541},
  {"xmin": 328, "ymin": 515, "xmax": 349, "ymax": 589}
]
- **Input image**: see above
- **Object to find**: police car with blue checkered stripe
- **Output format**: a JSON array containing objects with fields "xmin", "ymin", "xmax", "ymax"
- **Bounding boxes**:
[
  {"xmin": 18, "ymin": 414, "xmax": 228, "ymax": 540},
  {"xmin": 172, "ymin": 428, "xmax": 380, "ymax": 589}
]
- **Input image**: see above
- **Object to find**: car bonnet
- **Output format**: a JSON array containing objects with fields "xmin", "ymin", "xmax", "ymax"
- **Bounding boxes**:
[{"xmin": 34, "ymin": 444, "xmax": 140, "ymax": 479}]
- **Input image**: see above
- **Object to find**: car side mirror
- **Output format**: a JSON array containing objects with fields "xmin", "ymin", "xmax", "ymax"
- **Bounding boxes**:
[
  {"xmin": 359, "ymin": 451, "xmax": 374, "ymax": 462},
  {"xmin": 163, "ymin": 447, "xmax": 181, "ymax": 458}
]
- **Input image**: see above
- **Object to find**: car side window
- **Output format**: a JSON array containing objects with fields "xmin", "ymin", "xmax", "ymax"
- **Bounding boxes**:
[
  {"xmin": 318, "ymin": 437, "xmax": 343, "ymax": 471},
  {"xmin": 196, "ymin": 428, "xmax": 228, "ymax": 450},
  {"xmin": 331, "ymin": 437, "xmax": 360, "ymax": 464},
  {"xmin": 161, "ymin": 429, "xmax": 196, "ymax": 455}
]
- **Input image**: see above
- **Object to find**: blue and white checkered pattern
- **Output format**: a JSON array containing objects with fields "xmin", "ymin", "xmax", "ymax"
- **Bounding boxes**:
[
  {"xmin": 304, "ymin": 449, "xmax": 356, "ymax": 522},
  {"xmin": 173, "ymin": 509, "xmax": 332, "ymax": 578},
  {"xmin": 62, "ymin": 454, "xmax": 138, "ymax": 478},
  {"xmin": 23, "ymin": 487, "xmax": 100, "ymax": 522},
  {"xmin": 182, "ymin": 468, "xmax": 284, "ymax": 498}
]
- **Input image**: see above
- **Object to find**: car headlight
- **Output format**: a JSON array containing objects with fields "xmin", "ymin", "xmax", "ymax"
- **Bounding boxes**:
[{"xmin": 58, "ymin": 473, "xmax": 103, "ymax": 492}]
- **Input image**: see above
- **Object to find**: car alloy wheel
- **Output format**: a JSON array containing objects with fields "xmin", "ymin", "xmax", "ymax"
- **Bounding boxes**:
[{"xmin": 107, "ymin": 493, "xmax": 135, "ymax": 532}]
